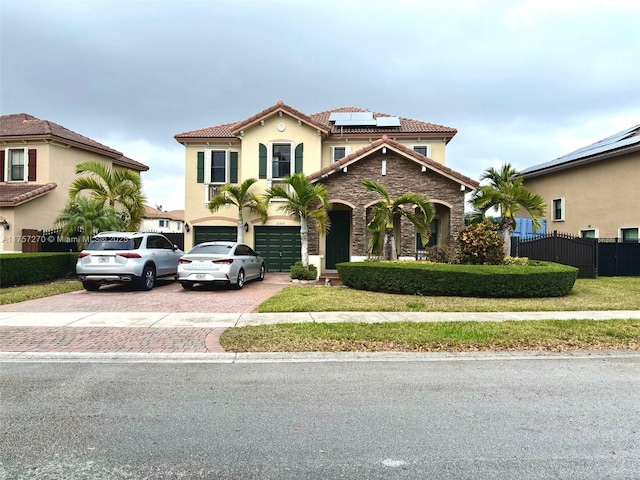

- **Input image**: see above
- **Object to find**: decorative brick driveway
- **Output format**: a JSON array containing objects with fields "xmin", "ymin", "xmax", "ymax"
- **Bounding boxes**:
[
  {"xmin": 0, "ymin": 274, "xmax": 291, "ymax": 313},
  {"xmin": 0, "ymin": 274, "xmax": 291, "ymax": 354}
]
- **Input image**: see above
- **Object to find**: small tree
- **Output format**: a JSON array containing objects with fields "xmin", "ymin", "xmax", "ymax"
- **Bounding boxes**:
[
  {"xmin": 55, "ymin": 197, "xmax": 123, "ymax": 250},
  {"xmin": 363, "ymin": 180, "xmax": 435, "ymax": 261},
  {"xmin": 264, "ymin": 172, "xmax": 330, "ymax": 268},
  {"xmin": 471, "ymin": 163, "xmax": 546, "ymax": 256},
  {"xmin": 69, "ymin": 160, "xmax": 146, "ymax": 231},
  {"xmin": 208, "ymin": 178, "xmax": 268, "ymax": 243},
  {"xmin": 456, "ymin": 221, "xmax": 504, "ymax": 265}
]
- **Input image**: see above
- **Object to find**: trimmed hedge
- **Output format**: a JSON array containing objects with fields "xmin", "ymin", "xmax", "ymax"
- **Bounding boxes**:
[
  {"xmin": 336, "ymin": 261, "xmax": 578, "ymax": 298},
  {"xmin": 0, "ymin": 252, "xmax": 78, "ymax": 288}
]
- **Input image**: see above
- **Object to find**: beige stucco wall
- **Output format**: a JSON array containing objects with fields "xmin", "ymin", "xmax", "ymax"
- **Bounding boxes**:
[
  {"xmin": 182, "ymin": 112, "xmax": 325, "ymax": 250},
  {"xmin": 1, "ymin": 141, "xmax": 137, "ymax": 253},
  {"xmin": 522, "ymin": 152, "xmax": 640, "ymax": 238}
]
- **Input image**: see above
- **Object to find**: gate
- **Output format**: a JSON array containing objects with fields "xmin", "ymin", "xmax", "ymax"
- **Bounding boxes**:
[
  {"xmin": 597, "ymin": 239, "xmax": 640, "ymax": 276},
  {"xmin": 511, "ymin": 231, "xmax": 597, "ymax": 278}
]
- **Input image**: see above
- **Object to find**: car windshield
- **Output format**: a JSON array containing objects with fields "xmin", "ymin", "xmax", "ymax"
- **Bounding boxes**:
[
  {"xmin": 86, "ymin": 238, "xmax": 138, "ymax": 251},
  {"xmin": 188, "ymin": 244, "xmax": 233, "ymax": 255}
]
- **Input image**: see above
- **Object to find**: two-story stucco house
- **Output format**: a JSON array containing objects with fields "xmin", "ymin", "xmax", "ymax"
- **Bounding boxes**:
[
  {"xmin": 174, "ymin": 101, "xmax": 478, "ymax": 273},
  {"xmin": 521, "ymin": 124, "xmax": 640, "ymax": 241},
  {"xmin": 142, "ymin": 206, "xmax": 185, "ymax": 233},
  {"xmin": 0, "ymin": 113, "xmax": 148, "ymax": 253}
]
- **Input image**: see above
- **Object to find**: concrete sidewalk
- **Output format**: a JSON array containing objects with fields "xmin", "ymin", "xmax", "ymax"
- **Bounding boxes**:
[
  {"xmin": 1, "ymin": 310, "xmax": 639, "ymax": 356},
  {"xmin": 2, "ymin": 310, "xmax": 640, "ymax": 328}
]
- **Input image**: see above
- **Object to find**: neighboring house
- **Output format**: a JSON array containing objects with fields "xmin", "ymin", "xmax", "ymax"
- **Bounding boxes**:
[
  {"xmin": 0, "ymin": 113, "xmax": 148, "ymax": 253},
  {"xmin": 174, "ymin": 101, "xmax": 478, "ymax": 273},
  {"xmin": 142, "ymin": 205, "xmax": 185, "ymax": 233},
  {"xmin": 521, "ymin": 124, "xmax": 640, "ymax": 241}
]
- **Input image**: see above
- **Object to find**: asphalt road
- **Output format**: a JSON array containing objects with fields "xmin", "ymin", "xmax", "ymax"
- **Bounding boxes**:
[{"xmin": 2, "ymin": 355, "xmax": 639, "ymax": 479}]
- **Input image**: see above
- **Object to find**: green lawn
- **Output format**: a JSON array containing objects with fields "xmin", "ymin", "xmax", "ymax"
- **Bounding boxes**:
[
  {"xmin": 0, "ymin": 280, "xmax": 82, "ymax": 305},
  {"xmin": 257, "ymin": 277, "xmax": 640, "ymax": 312}
]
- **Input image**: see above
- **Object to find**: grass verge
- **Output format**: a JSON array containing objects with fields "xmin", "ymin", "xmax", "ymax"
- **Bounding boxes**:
[
  {"xmin": 0, "ymin": 280, "xmax": 82, "ymax": 305},
  {"xmin": 257, "ymin": 277, "xmax": 640, "ymax": 312},
  {"xmin": 221, "ymin": 319, "xmax": 640, "ymax": 353}
]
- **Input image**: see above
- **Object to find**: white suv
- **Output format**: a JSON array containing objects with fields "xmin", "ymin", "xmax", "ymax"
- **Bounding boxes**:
[{"xmin": 76, "ymin": 232, "xmax": 184, "ymax": 291}]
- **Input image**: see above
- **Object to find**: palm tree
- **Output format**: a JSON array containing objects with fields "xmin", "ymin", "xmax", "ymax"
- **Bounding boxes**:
[
  {"xmin": 208, "ymin": 178, "xmax": 268, "ymax": 243},
  {"xmin": 264, "ymin": 172, "xmax": 330, "ymax": 268},
  {"xmin": 69, "ymin": 160, "xmax": 146, "ymax": 231},
  {"xmin": 55, "ymin": 197, "xmax": 123, "ymax": 250},
  {"xmin": 471, "ymin": 163, "xmax": 546, "ymax": 256},
  {"xmin": 363, "ymin": 180, "xmax": 435, "ymax": 261}
]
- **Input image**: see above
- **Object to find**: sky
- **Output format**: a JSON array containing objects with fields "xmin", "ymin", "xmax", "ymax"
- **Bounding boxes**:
[{"xmin": 1, "ymin": 0, "xmax": 638, "ymax": 212}]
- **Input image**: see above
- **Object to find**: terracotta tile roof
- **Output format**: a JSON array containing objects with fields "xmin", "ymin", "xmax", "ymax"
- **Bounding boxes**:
[
  {"xmin": 174, "ymin": 102, "xmax": 456, "ymax": 141},
  {"xmin": 310, "ymin": 107, "xmax": 457, "ymax": 137},
  {"xmin": 0, "ymin": 183, "xmax": 57, "ymax": 207},
  {"xmin": 308, "ymin": 135, "xmax": 478, "ymax": 189},
  {"xmin": 143, "ymin": 205, "xmax": 185, "ymax": 221},
  {"xmin": 0, "ymin": 113, "xmax": 148, "ymax": 172}
]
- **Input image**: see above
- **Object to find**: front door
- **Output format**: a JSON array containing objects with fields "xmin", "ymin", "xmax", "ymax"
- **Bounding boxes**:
[{"xmin": 326, "ymin": 209, "xmax": 351, "ymax": 269}]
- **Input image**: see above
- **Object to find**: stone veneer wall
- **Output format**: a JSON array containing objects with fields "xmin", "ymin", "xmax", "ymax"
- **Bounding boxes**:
[{"xmin": 307, "ymin": 151, "xmax": 467, "ymax": 257}]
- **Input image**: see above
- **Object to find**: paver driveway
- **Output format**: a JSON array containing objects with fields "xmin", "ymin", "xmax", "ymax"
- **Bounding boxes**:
[{"xmin": 0, "ymin": 274, "xmax": 292, "ymax": 313}]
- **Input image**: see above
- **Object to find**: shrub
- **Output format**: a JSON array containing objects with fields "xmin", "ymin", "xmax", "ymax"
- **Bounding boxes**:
[
  {"xmin": 289, "ymin": 261, "xmax": 318, "ymax": 281},
  {"xmin": 0, "ymin": 252, "xmax": 77, "ymax": 288},
  {"xmin": 456, "ymin": 221, "xmax": 504, "ymax": 265},
  {"xmin": 336, "ymin": 260, "xmax": 578, "ymax": 298},
  {"xmin": 420, "ymin": 245, "xmax": 459, "ymax": 264},
  {"xmin": 504, "ymin": 256, "xmax": 530, "ymax": 266}
]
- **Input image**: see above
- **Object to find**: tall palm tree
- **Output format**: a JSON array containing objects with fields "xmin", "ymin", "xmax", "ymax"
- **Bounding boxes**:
[
  {"xmin": 363, "ymin": 180, "xmax": 435, "ymax": 261},
  {"xmin": 264, "ymin": 172, "xmax": 330, "ymax": 268},
  {"xmin": 208, "ymin": 178, "xmax": 268, "ymax": 243},
  {"xmin": 471, "ymin": 163, "xmax": 546, "ymax": 256},
  {"xmin": 69, "ymin": 160, "xmax": 146, "ymax": 231},
  {"xmin": 55, "ymin": 197, "xmax": 123, "ymax": 250}
]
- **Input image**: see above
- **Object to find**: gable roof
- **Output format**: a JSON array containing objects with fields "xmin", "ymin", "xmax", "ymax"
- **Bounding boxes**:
[
  {"xmin": 174, "ymin": 101, "xmax": 457, "ymax": 142},
  {"xmin": 521, "ymin": 124, "xmax": 640, "ymax": 179},
  {"xmin": 0, "ymin": 183, "xmax": 57, "ymax": 207},
  {"xmin": 143, "ymin": 205, "xmax": 185, "ymax": 221},
  {"xmin": 0, "ymin": 113, "xmax": 149, "ymax": 172},
  {"xmin": 307, "ymin": 135, "xmax": 479, "ymax": 190}
]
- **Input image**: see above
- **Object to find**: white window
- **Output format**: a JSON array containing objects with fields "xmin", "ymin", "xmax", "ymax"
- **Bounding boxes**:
[
  {"xmin": 205, "ymin": 184, "xmax": 225, "ymax": 204},
  {"xmin": 580, "ymin": 229, "xmax": 597, "ymax": 239},
  {"xmin": 620, "ymin": 227, "xmax": 639, "ymax": 243},
  {"xmin": 204, "ymin": 149, "xmax": 229, "ymax": 184},
  {"xmin": 331, "ymin": 146, "xmax": 351, "ymax": 162},
  {"xmin": 159, "ymin": 219, "xmax": 167, "ymax": 228},
  {"xmin": 552, "ymin": 198, "xmax": 565, "ymax": 221},
  {"xmin": 412, "ymin": 145, "xmax": 432, "ymax": 158},
  {"xmin": 6, "ymin": 148, "xmax": 28, "ymax": 182}
]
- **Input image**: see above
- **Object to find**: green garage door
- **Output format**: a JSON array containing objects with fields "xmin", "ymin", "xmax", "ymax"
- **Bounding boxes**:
[
  {"xmin": 255, "ymin": 226, "xmax": 301, "ymax": 272},
  {"xmin": 194, "ymin": 226, "xmax": 236, "ymax": 246}
]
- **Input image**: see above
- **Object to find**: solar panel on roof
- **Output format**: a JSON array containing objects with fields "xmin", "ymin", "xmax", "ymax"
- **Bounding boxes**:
[
  {"xmin": 376, "ymin": 117, "xmax": 401, "ymax": 127},
  {"xmin": 328, "ymin": 112, "xmax": 353, "ymax": 122},
  {"xmin": 334, "ymin": 119, "xmax": 377, "ymax": 126},
  {"xmin": 349, "ymin": 112, "xmax": 374, "ymax": 121}
]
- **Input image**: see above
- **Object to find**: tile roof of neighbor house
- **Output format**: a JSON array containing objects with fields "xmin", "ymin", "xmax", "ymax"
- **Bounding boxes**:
[
  {"xmin": 308, "ymin": 135, "xmax": 479, "ymax": 190},
  {"xmin": 143, "ymin": 205, "xmax": 185, "ymax": 221},
  {"xmin": 174, "ymin": 101, "xmax": 457, "ymax": 141},
  {"xmin": 0, "ymin": 113, "xmax": 149, "ymax": 172},
  {"xmin": 0, "ymin": 183, "xmax": 57, "ymax": 207},
  {"xmin": 521, "ymin": 124, "xmax": 640, "ymax": 178}
]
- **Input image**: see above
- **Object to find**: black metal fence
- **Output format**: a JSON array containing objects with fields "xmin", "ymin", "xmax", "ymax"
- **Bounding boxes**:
[
  {"xmin": 511, "ymin": 231, "xmax": 597, "ymax": 278},
  {"xmin": 511, "ymin": 232, "xmax": 640, "ymax": 278}
]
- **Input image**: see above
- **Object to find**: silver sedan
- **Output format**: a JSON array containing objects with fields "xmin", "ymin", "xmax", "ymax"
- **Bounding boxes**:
[{"xmin": 177, "ymin": 241, "xmax": 266, "ymax": 290}]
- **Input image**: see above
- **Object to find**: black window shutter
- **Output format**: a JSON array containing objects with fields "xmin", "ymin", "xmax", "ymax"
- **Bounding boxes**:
[
  {"xmin": 197, "ymin": 151, "xmax": 204, "ymax": 183},
  {"xmin": 28, "ymin": 149, "xmax": 37, "ymax": 181},
  {"xmin": 295, "ymin": 143, "xmax": 303, "ymax": 173},
  {"xmin": 230, "ymin": 152, "xmax": 238, "ymax": 183},
  {"xmin": 259, "ymin": 143, "xmax": 267, "ymax": 179},
  {"xmin": 0, "ymin": 151, "xmax": 4, "ymax": 182}
]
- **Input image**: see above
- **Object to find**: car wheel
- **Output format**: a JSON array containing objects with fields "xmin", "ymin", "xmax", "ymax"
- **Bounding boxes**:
[
  {"xmin": 258, "ymin": 264, "xmax": 266, "ymax": 281},
  {"xmin": 235, "ymin": 269, "xmax": 245, "ymax": 290},
  {"xmin": 82, "ymin": 281, "xmax": 100, "ymax": 292},
  {"xmin": 139, "ymin": 265, "xmax": 156, "ymax": 291},
  {"xmin": 181, "ymin": 282, "xmax": 194, "ymax": 290}
]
